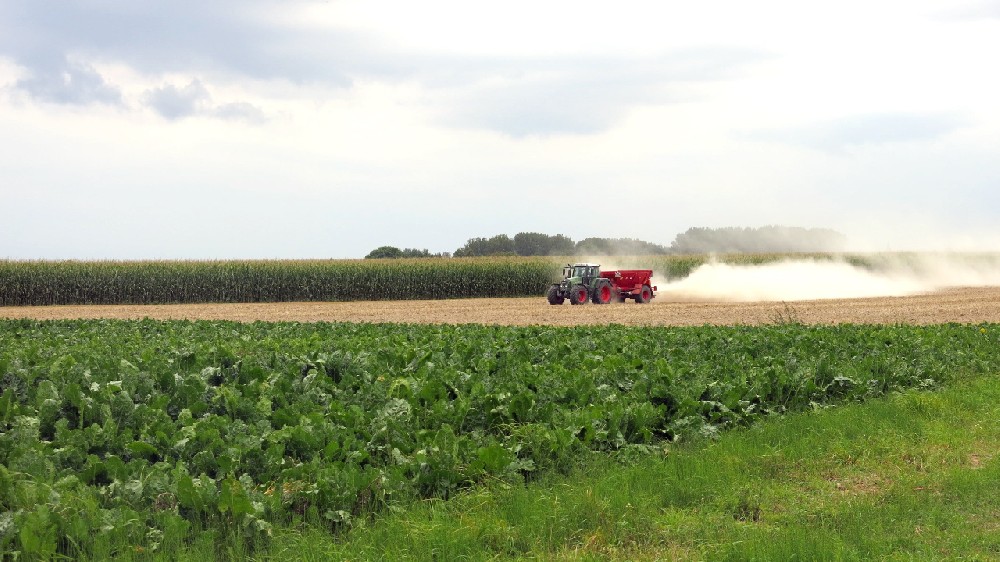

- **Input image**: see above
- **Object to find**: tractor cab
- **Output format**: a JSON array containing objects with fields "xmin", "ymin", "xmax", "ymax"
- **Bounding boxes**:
[{"xmin": 563, "ymin": 263, "xmax": 600, "ymax": 287}]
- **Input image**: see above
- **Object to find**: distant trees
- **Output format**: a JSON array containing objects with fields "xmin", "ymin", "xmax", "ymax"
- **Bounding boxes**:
[
  {"xmin": 513, "ymin": 232, "xmax": 576, "ymax": 257},
  {"xmin": 366, "ymin": 226, "xmax": 847, "ymax": 259},
  {"xmin": 669, "ymin": 226, "xmax": 847, "ymax": 254},
  {"xmin": 575, "ymin": 237, "xmax": 669, "ymax": 256},
  {"xmin": 453, "ymin": 235, "xmax": 517, "ymax": 257},
  {"xmin": 454, "ymin": 233, "xmax": 594, "ymax": 257},
  {"xmin": 454, "ymin": 233, "xmax": 668, "ymax": 257},
  {"xmin": 364, "ymin": 246, "xmax": 447, "ymax": 259}
]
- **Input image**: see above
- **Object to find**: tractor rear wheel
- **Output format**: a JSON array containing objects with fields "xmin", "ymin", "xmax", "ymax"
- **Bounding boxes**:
[
  {"xmin": 591, "ymin": 281, "xmax": 612, "ymax": 304},
  {"xmin": 547, "ymin": 286, "xmax": 565, "ymax": 305},
  {"xmin": 569, "ymin": 285, "xmax": 589, "ymax": 305},
  {"xmin": 636, "ymin": 285, "xmax": 652, "ymax": 304}
]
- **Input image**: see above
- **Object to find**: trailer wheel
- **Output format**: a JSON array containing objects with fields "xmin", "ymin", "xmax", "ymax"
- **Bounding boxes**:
[
  {"xmin": 569, "ymin": 285, "xmax": 589, "ymax": 305},
  {"xmin": 547, "ymin": 286, "xmax": 565, "ymax": 305},
  {"xmin": 636, "ymin": 285, "xmax": 652, "ymax": 304},
  {"xmin": 591, "ymin": 282, "xmax": 612, "ymax": 304}
]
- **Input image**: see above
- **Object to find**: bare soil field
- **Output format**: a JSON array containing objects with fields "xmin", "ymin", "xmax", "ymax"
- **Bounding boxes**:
[{"xmin": 3, "ymin": 287, "xmax": 1000, "ymax": 326}]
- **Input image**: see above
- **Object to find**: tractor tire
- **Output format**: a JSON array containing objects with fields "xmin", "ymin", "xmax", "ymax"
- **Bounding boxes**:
[
  {"xmin": 547, "ymin": 285, "xmax": 565, "ymax": 305},
  {"xmin": 591, "ymin": 281, "xmax": 612, "ymax": 304},
  {"xmin": 636, "ymin": 285, "xmax": 652, "ymax": 304},
  {"xmin": 569, "ymin": 285, "xmax": 589, "ymax": 305}
]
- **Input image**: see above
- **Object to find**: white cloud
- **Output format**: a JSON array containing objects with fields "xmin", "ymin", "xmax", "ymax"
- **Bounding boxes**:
[
  {"xmin": 213, "ymin": 102, "xmax": 267, "ymax": 124},
  {"xmin": 144, "ymin": 80, "xmax": 211, "ymax": 119},
  {"xmin": 142, "ymin": 79, "xmax": 267, "ymax": 122},
  {"xmin": 13, "ymin": 57, "xmax": 122, "ymax": 106}
]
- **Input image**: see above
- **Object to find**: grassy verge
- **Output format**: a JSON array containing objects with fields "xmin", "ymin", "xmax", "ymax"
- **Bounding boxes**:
[{"xmin": 262, "ymin": 374, "xmax": 1000, "ymax": 561}]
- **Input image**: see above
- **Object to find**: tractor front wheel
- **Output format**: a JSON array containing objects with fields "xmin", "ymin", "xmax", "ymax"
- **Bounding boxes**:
[
  {"xmin": 547, "ymin": 286, "xmax": 565, "ymax": 305},
  {"xmin": 569, "ymin": 285, "xmax": 589, "ymax": 305}
]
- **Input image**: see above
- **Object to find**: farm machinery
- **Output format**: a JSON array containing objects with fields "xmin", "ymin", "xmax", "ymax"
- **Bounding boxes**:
[{"xmin": 547, "ymin": 263, "xmax": 656, "ymax": 305}]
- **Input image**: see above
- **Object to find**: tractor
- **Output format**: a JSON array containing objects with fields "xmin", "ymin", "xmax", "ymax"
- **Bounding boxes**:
[{"xmin": 547, "ymin": 263, "xmax": 656, "ymax": 305}]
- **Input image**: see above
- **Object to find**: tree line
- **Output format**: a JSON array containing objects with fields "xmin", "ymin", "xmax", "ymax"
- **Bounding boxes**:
[
  {"xmin": 668, "ymin": 226, "xmax": 847, "ymax": 254},
  {"xmin": 364, "ymin": 226, "xmax": 848, "ymax": 259}
]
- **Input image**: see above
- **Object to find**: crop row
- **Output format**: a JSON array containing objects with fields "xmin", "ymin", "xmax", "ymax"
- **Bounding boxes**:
[
  {"xmin": 1, "ymin": 319, "xmax": 997, "ymax": 557},
  {"xmin": 0, "ymin": 254, "xmax": 848, "ymax": 306}
]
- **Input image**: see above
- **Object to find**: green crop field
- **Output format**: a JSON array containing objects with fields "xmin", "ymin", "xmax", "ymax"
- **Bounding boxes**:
[
  {"xmin": 0, "ymin": 258, "xmax": 558, "ymax": 306},
  {"xmin": 1, "ymin": 318, "xmax": 998, "ymax": 559},
  {"xmin": 0, "ymin": 254, "xmax": 857, "ymax": 307}
]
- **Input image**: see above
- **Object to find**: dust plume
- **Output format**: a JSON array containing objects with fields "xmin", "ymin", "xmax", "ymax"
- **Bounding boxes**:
[{"xmin": 658, "ymin": 254, "xmax": 1000, "ymax": 302}]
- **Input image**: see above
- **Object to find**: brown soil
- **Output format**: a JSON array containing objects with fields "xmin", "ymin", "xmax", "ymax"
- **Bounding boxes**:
[{"xmin": 3, "ymin": 287, "xmax": 1000, "ymax": 326}]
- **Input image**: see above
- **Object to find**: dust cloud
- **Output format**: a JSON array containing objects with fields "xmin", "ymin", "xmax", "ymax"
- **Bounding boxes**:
[{"xmin": 658, "ymin": 254, "xmax": 1000, "ymax": 302}]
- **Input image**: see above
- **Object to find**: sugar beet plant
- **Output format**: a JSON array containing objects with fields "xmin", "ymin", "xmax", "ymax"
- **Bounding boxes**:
[{"xmin": 1, "ymin": 319, "xmax": 998, "ymax": 558}]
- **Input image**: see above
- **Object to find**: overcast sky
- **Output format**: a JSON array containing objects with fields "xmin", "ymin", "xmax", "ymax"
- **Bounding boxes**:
[{"xmin": 2, "ymin": 0, "xmax": 999, "ymax": 259}]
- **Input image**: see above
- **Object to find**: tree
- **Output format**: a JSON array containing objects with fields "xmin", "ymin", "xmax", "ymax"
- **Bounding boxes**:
[
  {"xmin": 455, "ymin": 232, "xmax": 670, "ymax": 257},
  {"xmin": 400, "ymin": 248, "xmax": 433, "ymax": 258},
  {"xmin": 575, "ymin": 237, "xmax": 670, "ymax": 256},
  {"xmin": 668, "ymin": 226, "xmax": 848, "ymax": 254},
  {"xmin": 513, "ymin": 232, "xmax": 576, "ymax": 256},
  {"xmin": 365, "ymin": 246, "xmax": 404, "ymax": 259},
  {"xmin": 365, "ymin": 246, "xmax": 441, "ymax": 259},
  {"xmin": 454, "ymin": 235, "xmax": 516, "ymax": 257}
]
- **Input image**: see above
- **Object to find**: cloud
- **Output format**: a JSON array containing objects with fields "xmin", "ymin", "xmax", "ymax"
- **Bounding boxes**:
[
  {"xmin": 753, "ymin": 112, "xmax": 968, "ymax": 152},
  {"xmin": 144, "ymin": 80, "xmax": 210, "ymax": 119},
  {"xmin": 144, "ymin": 79, "xmax": 266, "ymax": 122},
  {"xmin": 0, "ymin": 0, "xmax": 360, "ymax": 85},
  {"xmin": 212, "ymin": 102, "xmax": 267, "ymax": 124},
  {"xmin": 434, "ymin": 49, "xmax": 763, "ymax": 136},
  {"xmin": 0, "ymin": 1, "xmax": 763, "ymax": 135},
  {"xmin": 13, "ymin": 57, "xmax": 122, "ymax": 106}
]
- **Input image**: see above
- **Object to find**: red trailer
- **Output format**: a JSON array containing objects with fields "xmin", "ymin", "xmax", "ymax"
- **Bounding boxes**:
[
  {"xmin": 547, "ymin": 263, "xmax": 657, "ymax": 305},
  {"xmin": 600, "ymin": 269, "xmax": 657, "ymax": 303}
]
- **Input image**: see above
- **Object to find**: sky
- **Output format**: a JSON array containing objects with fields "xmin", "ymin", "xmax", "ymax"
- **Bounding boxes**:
[{"xmin": 1, "ymin": 0, "xmax": 999, "ymax": 259}]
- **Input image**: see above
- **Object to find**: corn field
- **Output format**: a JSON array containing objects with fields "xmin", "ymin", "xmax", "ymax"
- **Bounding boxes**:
[
  {"xmin": 0, "ymin": 259, "xmax": 564, "ymax": 306},
  {"xmin": 0, "ymin": 254, "xmax": 853, "ymax": 306}
]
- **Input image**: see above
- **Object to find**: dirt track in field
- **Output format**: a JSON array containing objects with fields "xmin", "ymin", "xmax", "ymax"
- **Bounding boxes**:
[{"xmin": 3, "ymin": 287, "xmax": 1000, "ymax": 326}]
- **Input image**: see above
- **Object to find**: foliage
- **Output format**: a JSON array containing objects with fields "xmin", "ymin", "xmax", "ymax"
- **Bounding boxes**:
[
  {"xmin": 1, "ymin": 318, "xmax": 997, "ymax": 557},
  {"xmin": 513, "ymin": 232, "xmax": 575, "ymax": 257},
  {"xmin": 364, "ymin": 247, "xmax": 445, "ymax": 259},
  {"xmin": 454, "ymin": 233, "xmax": 668, "ymax": 257},
  {"xmin": 669, "ymin": 226, "xmax": 848, "ymax": 254},
  {"xmin": 453, "ymin": 235, "xmax": 517, "ymax": 257},
  {"xmin": 365, "ymin": 246, "xmax": 406, "ymax": 259},
  {"xmin": 575, "ymin": 237, "xmax": 670, "ymax": 256}
]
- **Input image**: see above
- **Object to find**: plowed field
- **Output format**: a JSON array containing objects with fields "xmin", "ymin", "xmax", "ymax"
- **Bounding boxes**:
[{"xmin": 3, "ymin": 286, "xmax": 1000, "ymax": 326}]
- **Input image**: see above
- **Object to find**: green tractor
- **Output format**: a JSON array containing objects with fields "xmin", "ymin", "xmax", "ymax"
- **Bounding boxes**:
[{"xmin": 547, "ymin": 263, "xmax": 616, "ymax": 305}]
